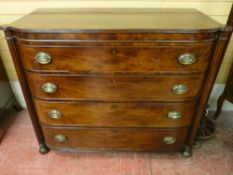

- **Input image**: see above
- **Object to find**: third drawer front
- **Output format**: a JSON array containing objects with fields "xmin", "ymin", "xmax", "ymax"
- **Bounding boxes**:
[
  {"xmin": 34, "ymin": 99, "xmax": 196, "ymax": 127},
  {"xmin": 26, "ymin": 72, "xmax": 205, "ymax": 101}
]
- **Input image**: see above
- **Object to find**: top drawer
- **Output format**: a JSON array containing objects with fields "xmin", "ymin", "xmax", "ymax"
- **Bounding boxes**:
[{"xmin": 17, "ymin": 42, "xmax": 214, "ymax": 74}]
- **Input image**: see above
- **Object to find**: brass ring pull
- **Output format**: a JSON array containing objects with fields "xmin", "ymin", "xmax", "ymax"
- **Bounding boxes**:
[
  {"xmin": 47, "ymin": 109, "xmax": 62, "ymax": 119},
  {"xmin": 172, "ymin": 84, "xmax": 188, "ymax": 95},
  {"xmin": 54, "ymin": 134, "xmax": 67, "ymax": 142},
  {"xmin": 163, "ymin": 136, "xmax": 176, "ymax": 144},
  {"xmin": 41, "ymin": 82, "xmax": 57, "ymax": 93},
  {"xmin": 178, "ymin": 53, "xmax": 196, "ymax": 65},
  {"xmin": 35, "ymin": 52, "xmax": 52, "ymax": 64},
  {"xmin": 168, "ymin": 111, "xmax": 182, "ymax": 119}
]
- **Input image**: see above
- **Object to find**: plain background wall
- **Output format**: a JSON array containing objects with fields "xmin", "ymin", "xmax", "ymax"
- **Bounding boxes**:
[{"xmin": 0, "ymin": 0, "xmax": 232, "ymax": 110}]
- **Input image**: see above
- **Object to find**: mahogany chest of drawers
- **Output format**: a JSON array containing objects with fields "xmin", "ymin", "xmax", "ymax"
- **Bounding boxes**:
[{"xmin": 2, "ymin": 8, "xmax": 233, "ymax": 157}]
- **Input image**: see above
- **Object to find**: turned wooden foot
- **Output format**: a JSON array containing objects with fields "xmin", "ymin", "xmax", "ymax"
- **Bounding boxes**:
[
  {"xmin": 39, "ymin": 143, "xmax": 49, "ymax": 154},
  {"xmin": 181, "ymin": 145, "xmax": 192, "ymax": 158},
  {"xmin": 213, "ymin": 94, "xmax": 225, "ymax": 120}
]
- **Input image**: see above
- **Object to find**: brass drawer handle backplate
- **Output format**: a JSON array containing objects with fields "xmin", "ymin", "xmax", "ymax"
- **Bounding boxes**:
[
  {"xmin": 35, "ymin": 52, "xmax": 52, "ymax": 64},
  {"xmin": 178, "ymin": 53, "xmax": 196, "ymax": 65},
  {"xmin": 172, "ymin": 84, "xmax": 188, "ymax": 95},
  {"xmin": 163, "ymin": 136, "xmax": 176, "ymax": 144},
  {"xmin": 41, "ymin": 82, "xmax": 58, "ymax": 93},
  {"xmin": 168, "ymin": 111, "xmax": 182, "ymax": 119},
  {"xmin": 47, "ymin": 109, "xmax": 62, "ymax": 119},
  {"xmin": 54, "ymin": 134, "xmax": 67, "ymax": 142}
]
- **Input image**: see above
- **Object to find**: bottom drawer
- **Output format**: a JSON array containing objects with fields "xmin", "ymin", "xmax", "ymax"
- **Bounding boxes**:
[{"xmin": 42, "ymin": 126, "xmax": 188, "ymax": 151}]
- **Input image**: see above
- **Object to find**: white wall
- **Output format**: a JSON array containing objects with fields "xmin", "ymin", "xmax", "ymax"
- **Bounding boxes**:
[{"xmin": 209, "ymin": 84, "xmax": 233, "ymax": 111}]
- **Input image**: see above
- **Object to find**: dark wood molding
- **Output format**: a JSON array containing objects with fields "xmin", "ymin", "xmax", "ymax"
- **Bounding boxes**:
[
  {"xmin": 186, "ymin": 4, "xmax": 233, "ymax": 146},
  {"xmin": 3, "ymin": 30, "xmax": 47, "ymax": 148}
]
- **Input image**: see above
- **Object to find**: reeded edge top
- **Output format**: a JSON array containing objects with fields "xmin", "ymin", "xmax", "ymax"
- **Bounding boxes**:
[
  {"xmin": 0, "ymin": 7, "xmax": 227, "ymax": 33},
  {"xmin": 0, "ymin": 26, "xmax": 226, "ymax": 34}
]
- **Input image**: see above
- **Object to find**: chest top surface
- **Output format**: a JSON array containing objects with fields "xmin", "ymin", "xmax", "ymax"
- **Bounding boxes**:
[{"xmin": 9, "ymin": 8, "xmax": 223, "ymax": 32}]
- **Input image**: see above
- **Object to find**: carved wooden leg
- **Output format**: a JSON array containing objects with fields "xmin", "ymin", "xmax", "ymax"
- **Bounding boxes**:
[
  {"xmin": 39, "ymin": 143, "xmax": 50, "ymax": 154},
  {"xmin": 181, "ymin": 145, "xmax": 192, "ymax": 158},
  {"xmin": 213, "ymin": 94, "xmax": 225, "ymax": 120}
]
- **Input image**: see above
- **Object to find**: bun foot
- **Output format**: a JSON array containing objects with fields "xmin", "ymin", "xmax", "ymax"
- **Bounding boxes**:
[
  {"xmin": 181, "ymin": 145, "xmax": 192, "ymax": 158},
  {"xmin": 39, "ymin": 143, "xmax": 49, "ymax": 154}
]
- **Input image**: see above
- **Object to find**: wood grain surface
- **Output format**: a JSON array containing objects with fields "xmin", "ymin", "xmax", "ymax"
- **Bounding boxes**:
[
  {"xmin": 42, "ymin": 125, "xmax": 189, "ymax": 151},
  {"xmin": 26, "ymin": 72, "xmax": 205, "ymax": 101},
  {"xmin": 34, "ymin": 98, "xmax": 196, "ymax": 127},
  {"xmin": 18, "ymin": 43, "xmax": 213, "ymax": 74},
  {"xmin": 10, "ymin": 8, "xmax": 222, "ymax": 31}
]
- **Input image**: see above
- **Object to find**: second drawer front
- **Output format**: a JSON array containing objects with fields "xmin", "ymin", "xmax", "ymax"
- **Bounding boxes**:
[
  {"xmin": 27, "ymin": 73, "xmax": 204, "ymax": 101},
  {"xmin": 42, "ymin": 126, "xmax": 188, "ymax": 151},
  {"xmin": 34, "ymin": 99, "xmax": 196, "ymax": 127}
]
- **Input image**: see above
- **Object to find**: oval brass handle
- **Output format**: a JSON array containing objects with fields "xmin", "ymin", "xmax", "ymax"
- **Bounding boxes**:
[
  {"xmin": 47, "ymin": 109, "xmax": 62, "ymax": 119},
  {"xmin": 35, "ymin": 52, "xmax": 52, "ymax": 64},
  {"xmin": 172, "ymin": 84, "xmax": 188, "ymax": 95},
  {"xmin": 168, "ymin": 111, "xmax": 182, "ymax": 119},
  {"xmin": 41, "ymin": 82, "xmax": 57, "ymax": 93},
  {"xmin": 54, "ymin": 134, "xmax": 67, "ymax": 142},
  {"xmin": 178, "ymin": 53, "xmax": 196, "ymax": 65},
  {"xmin": 163, "ymin": 136, "xmax": 176, "ymax": 145}
]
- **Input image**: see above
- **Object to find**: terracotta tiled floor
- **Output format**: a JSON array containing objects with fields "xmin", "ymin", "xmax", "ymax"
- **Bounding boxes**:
[{"xmin": 0, "ymin": 109, "xmax": 233, "ymax": 175}]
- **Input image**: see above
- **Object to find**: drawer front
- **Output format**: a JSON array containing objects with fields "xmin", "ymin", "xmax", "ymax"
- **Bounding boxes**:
[
  {"xmin": 27, "ymin": 73, "xmax": 204, "ymax": 101},
  {"xmin": 34, "ymin": 99, "xmax": 196, "ymax": 127},
  {"xmin": 42, "ymin": 126, "xmax": 188, "ymax": 151},
  {"xmin": 19, "ymin": 44, "xmax": 213, "ymax": 73}
]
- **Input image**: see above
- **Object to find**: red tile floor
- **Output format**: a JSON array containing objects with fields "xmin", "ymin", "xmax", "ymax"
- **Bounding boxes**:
[{"xmin": 0, "ymin": 109, "xmax": 232, "ymax": 175}]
